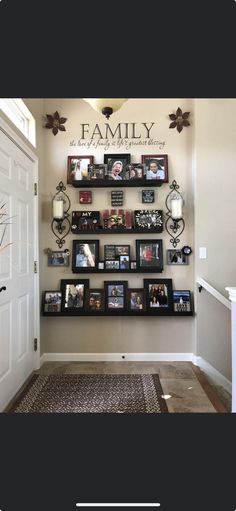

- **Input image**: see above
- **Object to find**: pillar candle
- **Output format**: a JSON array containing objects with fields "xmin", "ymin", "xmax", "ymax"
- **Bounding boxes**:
[
  {"xmin": 53, "ymin": 197, "xmax": 64, "ymax": 219},
  {"xmin": 170, "ymin": 197, "xmax": 182, "ymax": 219}
]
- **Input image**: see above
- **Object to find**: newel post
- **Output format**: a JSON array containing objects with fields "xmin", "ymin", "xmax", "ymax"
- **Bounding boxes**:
[{"xmin": 225, "ymin": 287, "xmax": 236, "ymax": 413}]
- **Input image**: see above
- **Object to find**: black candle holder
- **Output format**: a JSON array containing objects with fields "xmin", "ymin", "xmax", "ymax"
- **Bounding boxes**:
[
  {"xmin": 165, "ymin": 179, "xmax": 185, "ymax": 248},
  {"xmin": 51, "ymin": 181, "xmax": 71, "ymax": 249}
]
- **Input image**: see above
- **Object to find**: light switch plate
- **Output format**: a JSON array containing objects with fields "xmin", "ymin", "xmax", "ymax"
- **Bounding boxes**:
[{"xmin": 199, "ymin": 247, "xmax": 207, "ymax": 259}]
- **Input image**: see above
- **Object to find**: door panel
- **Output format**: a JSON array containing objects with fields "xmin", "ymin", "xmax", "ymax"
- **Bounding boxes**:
[{"xmin": 0, "ymin": 127, "xmax": 37, "ymax": 411}]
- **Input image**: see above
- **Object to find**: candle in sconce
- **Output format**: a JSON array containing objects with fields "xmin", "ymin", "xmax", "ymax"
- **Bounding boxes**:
[
  {"xmin": 53, "ymin": 196, "xmax": 64, "ymax": 219},
  {"xmin": 170, "ymin": 196, "xmax": 183, "ymax": 219}
]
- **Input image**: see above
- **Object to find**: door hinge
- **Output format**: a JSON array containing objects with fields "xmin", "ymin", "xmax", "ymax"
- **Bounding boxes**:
[
  {"xmin": 34, "ymin": 338, "xmax": 38, "ymax": 351},
  {"xmin": 34, "ymin": 183, "xmax": 38, "ymax": 196},
  {"xmin": 34, "ymin": 261, "xmax": 38, "ymax": 273}
]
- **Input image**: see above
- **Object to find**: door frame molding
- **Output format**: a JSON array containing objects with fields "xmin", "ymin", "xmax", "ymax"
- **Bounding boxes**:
[{"xmin": 0, "ymin": 114, "xmax": 40, "ymax": 370}]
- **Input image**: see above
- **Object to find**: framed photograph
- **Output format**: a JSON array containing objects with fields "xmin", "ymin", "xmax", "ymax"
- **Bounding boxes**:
[
  {"xmin": 104, "ymin": 244, "xmax": 130, "ymax": 270},
  {"xmin": 47, "ymin": 250, "xmax": 70, "ymax": 267},
  {"xmin": 136, "ymin": 239, "xmax": 163, "ymax": 272},
  {"xmin": 143, "ymin": 279, "xmax": 173, "ymax": 312},
  {"xmin": 127, "ymin": 163, "xmax": 144, "ymax": 180},
  {"xmin": 142, "ymin": 190, "xmax": 155, "ymax": 204},
  {"xmin": 105, "ymin": 280, "xmax": 128, "ymax": 310},
  {"xmin": 86, "ymin": 289, "xmax": 105, "ymax": 312},
  {"xmin": 105, "ymin": 260, "xmax": 120, "ymax": 270},
  {"xmin": 167, "ymin": 249, "xmax": 188, "ymax": 265},
  {"xmin": 71, "ymin": 211, "xmax": 100, "ymax": 232},
  {"xmin": 131, "ymin": 261, "xmax": 137, "ymax": 270},
  {"xmin": 88, "ymin": 163, "xmax": 107, "ymax": 180},
  {"xmin": 173, "ymin": 290, "xmax": 192, "ymax": 312},
  {"xmin": 134, "ymin": 209, "xmax": 163, "ymax": 231},
  {"xmin": 104, "ymin": 154, "xmax": 131, "ymax": 181},
  {"xmin": 43, "ymin": 291, "xmax": 62, "ymax": 314},
  {"xmin": 72, "ymin": 240, "xmax": 99, "ymax": 272},
  {"xmin": 141, "ymin": 154, "xmax": 168, "ymax": 182},
  {"xmin": 61, "ymin": 279, "xmax": 89, "ymax": 312},
  {"xmin": 67, "ymin": 155, "xmax": 94, "ymax": 184},
  {"xmin": 127, "ymin": 289, "xmax": 146, "ymax": 311},
  {"xmin": 79, "ymin": 191, "xmax": 92, "ymax": 204}
]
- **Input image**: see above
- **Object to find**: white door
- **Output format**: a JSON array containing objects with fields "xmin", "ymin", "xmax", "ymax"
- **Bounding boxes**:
[{"xmin": 0, "ymin": 122, "xmax": 39, "ymax": 411}]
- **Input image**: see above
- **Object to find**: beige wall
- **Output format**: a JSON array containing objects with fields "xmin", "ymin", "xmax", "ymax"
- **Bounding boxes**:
[
  {"xmin": 39, "ymin": 98, "xmax": 194, "ymax": 354},
  {"xmin": 194, "ymin": 99, "xmax": 236, "ymax": 379}
]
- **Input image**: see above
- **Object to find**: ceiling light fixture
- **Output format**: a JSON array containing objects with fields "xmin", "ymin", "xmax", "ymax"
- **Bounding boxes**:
[{"xmin": 83, "ymin": 98, "xmax": 128, "ymax": 119}]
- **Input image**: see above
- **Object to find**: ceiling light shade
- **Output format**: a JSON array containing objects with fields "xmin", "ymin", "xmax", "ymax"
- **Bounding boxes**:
[{"xmin": 83, "ymin": 98, "xmax": 128, "ymax": 119}]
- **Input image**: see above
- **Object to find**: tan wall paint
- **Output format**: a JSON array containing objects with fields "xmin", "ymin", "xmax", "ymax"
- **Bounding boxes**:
[
  {"xmin": 39, "ymin": 98, "xmax": 194, "ymax": 354},
  {"xmin": 194, "ymin": 99, "xmax": 236, "ymax": 379}
]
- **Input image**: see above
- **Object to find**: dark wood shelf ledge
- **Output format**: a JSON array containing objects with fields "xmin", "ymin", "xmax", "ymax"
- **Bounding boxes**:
[
  {"xmin": 71, "ymin": 179, "xmax": 163, "ymax": 188},
  {"xmin": 43, "ymin": 311, "xmax": 194, "ymax": 317},
  {"xmin": 71, "ymin": 227, "xmax": 163, "ymax": 235}
]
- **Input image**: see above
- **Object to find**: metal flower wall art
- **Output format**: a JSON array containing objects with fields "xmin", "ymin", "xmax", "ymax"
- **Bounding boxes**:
[
  {"xmin": 45, "ymin": 111, "xmax": 67, "ymax": 136},
  {"xmin": 169, "ymin": 107, "xmax": 190, "ymax": 133}
]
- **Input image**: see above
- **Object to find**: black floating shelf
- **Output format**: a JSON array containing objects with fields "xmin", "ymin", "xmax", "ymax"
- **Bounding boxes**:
[
  {"xmin": 71, "ymin": 179, "xmax": 163, "ymax": 188},
  {"xmin": 71, "ymin": 228, "xmax": 163, "ymax": 235},
  {"xmin": 43, "ymin": 311, "xmax": 193, "ymax": 317},
  {"xmin": 72, "ymin": 268, "xmax": 163, "ymax": 274}
]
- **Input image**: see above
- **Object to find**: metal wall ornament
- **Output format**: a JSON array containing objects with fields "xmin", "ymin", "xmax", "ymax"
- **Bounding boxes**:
[
  {"xmin": 45, "ymin": 111, "xmax": 67, "ymax": 136},
  {"xmin": 51, "ymin": 181, "xmax": 71, "ymax": 248},
  {"xmin": 169, "ymin": 107, "xmax": 190, "ymax": 133},
  {"xmin": 165, "ymin": 180, "xmax": 185, "ymax": 248}
]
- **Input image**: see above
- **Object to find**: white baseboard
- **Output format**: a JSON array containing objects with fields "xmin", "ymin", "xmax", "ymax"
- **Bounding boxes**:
[
  {"xmin": 40, "ymin": 352, "xmax": 194, "ymax": 366},
  {"xmin": 193, "ymin": 355, "xmax": 232, "ymax": 394}
]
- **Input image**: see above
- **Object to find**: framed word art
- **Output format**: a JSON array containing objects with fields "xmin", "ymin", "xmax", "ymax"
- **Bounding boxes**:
[{"xmin": 111, "ymin": 190, "xmax": 124, "ymax": 207}]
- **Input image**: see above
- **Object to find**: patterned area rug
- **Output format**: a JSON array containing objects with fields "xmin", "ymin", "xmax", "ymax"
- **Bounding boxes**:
[{"xmin": 9, "ymin": 374, "xmax": 168, "ymax": 413}]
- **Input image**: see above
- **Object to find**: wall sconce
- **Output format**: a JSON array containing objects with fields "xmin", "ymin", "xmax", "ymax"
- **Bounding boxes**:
[
  {"xmin": 83, "ymin": 98, "xmax": 128, "ymax": 119},
  {"xmin": 51, "ymin": 181, "xmax": 71, "ymax": 248},
  {"xmin": 165, "ymin": 180, "xmax": 185, "ymax": 248}
]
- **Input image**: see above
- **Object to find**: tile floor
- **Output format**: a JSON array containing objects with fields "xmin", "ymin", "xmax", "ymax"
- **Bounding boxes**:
[{"xmin": 36, "ymin": 361, "xmax": 231, "ymax": 413}]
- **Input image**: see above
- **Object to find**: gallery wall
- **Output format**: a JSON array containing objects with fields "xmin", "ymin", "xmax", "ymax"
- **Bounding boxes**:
[{"xmin": 35, "ymin": 98, "xmax": 195, "ymax": 355}]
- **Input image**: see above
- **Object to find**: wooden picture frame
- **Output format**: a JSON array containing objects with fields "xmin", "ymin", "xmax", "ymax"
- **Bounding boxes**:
[
  {"xmin": 67, "ymin": 155, "xmax": 94, "ymax": 184},
  {"xmin": 136, "ymin": 239, "xmax": 163, "ymax": 272},
  {"xmin": 167, "ymin": 249, "xmax": 188, "ymax": 265},
  {"xmin": 104, "ymin": 280, "xmax": 128, "ymax": 311},
  {"xmin": 141, "ymin": 154, "xmax": 168, "ymax": 182},
  {"xmin": 72, "ymin": 240, "xmax": 99, "ymax": 272},
  {"xmin": 143, "ymin": 278, "xmax": 173, "ymax": 312},
  {"xmin": 61, "ymin": 279, "xmax": 89, "ymax": 313},
  {"xmin": 47, "ymin": 250, "xmax": 70, "ymax": 267}
]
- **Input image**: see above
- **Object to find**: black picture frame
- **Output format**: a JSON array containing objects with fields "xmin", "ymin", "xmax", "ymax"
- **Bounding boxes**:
[
  {"xmin": 173, "ymin": 290, "xmax": 192, "ymax": 313},
  {"xmin": 88, "ymin": 163, "xmax": 107, "ymax": 180},
  {"xmin": 67, "ymin": 155, "xmax": 94, "ymax": 184},
  {"xmin": 142, "ymin": 190, "xmax": 155, "ymax": 204},
  {"xmin": 134, "ymin": 209, "xmax": 163, "ymax": 231},
  {"xmin": 104, "ymin": 244, "xmax": 130, "ymax": 270},
  {"xmin": 71, "ymin": 211, "xmax": 100, "ymax": 233},
  {"xmin": 72, "ymin": 240, "xmax": 99, "ymax": 272},
  {"xmin": 167, "ymin": 249, "xmax": 188, "ymax": 265},
  {"xmin": 127, "ymin": 288, "xmax": 146, "ymax": 311},
  {"xmin": 104, "ymin": 154, "xmax": 131, "ymax": 181},
  {"xmin": 141, "ymin": 154, "xmax": 168, "ymax": 182},
  {"xmin": 86, "ymin": 289, "xmax": 105, "ymax": 312},
  {"xmin": 127, "ymin": 163, "xmax": 144, "ymax": 180},
  {"xmin": 104, "ymin": 280, "xmax": 128, "ymax": 311},
  {"xmin": 143, "ymin": 278, "xmax": 173, "ymax": 312},
  {"xmin": 42, "ymin": 291, "xmax": 62, "ymax": 314},
  {"xmin": 61, "ymin": 279, "xmax": 89, "ymax": 313},
  {"xmin": 136, "ymin": 239, "xmax": 163, "ymax": 272},
  {"xmin": 47, "ymin": 250, "xmax": 70, "ymax": 267}
]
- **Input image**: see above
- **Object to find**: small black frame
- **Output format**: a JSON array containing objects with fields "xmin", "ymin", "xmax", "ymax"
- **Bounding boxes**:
[
  {"xmin": 143, "ymin": 278, "xmax": 173, "ymax": 313},
  {"xmin": 61, "ymin": 279, "xmax": 89, "ymax": 313},
  {"xmin": 127, "ymin": 288, "xmax": 146, "ymax": 311},
  {"xmin": 104, "ymin": 280, "xmax": 128, "ymax": 311},
  {"xmin": 136, "ymin": 239, "xmax": 163, "ymax": 272},
  {"xmin": 72, "ymin": 240, "xmax": 99, "ymax": 272},
  {"xmin": 86, "ymin": 289, "xmax": 105, "ymax": 312}
]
